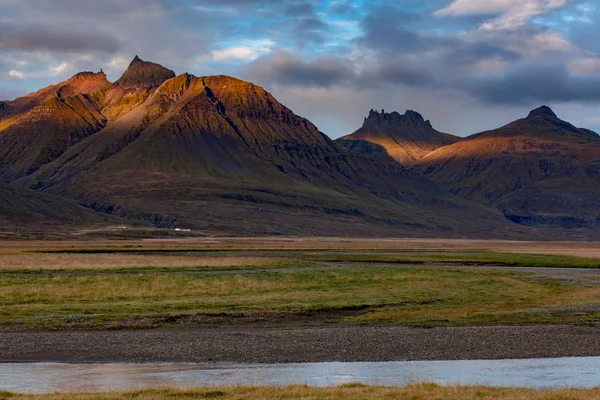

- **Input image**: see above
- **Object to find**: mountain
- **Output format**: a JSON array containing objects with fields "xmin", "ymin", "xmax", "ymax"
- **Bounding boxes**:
[
  {"xmin": 1, "ymin": 57, "xmax": 515, "ymax": 237},
  {"xmin": 0, "ymin": 182, "xmax": 134, "ymax": 238},
  {"xmin": 414, "ymin": 106, "xmax": 600, "ymax": 228},
  {"xmin": 102, "ymin": 55, "xmax": 176, "ymax": 120},
  {"xmin": 336, "ymin": 109, "xmax": 460, "ymax": 164},
  {"xmin": 0, "ymin": 72, "xmax": 110, "ymax": 180}
]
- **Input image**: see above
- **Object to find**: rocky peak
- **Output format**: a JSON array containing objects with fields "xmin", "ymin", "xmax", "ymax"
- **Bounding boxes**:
[
  {"xmin": 526, "ymin": 105, "xmax": 558, "ymax": 120},
  {"xmin": 498, "ymin": 105, "xmax": 599, "ymax": 140},
  {"xmin": 405, "ymin": 110, "xmax": 426, "ymax": 124},
  {"xmin": 363, "ymin": 109, "xmax": 431, "ymax": 129},
  {"xmin": 115, "ymin": 56, "xmax": 176, "ymax": 90},
  {"xmin": 54, "ymin": 71, "xmax": 111, "ymax": 100},
  {"xmin": 522, "ymin": 105, "xmax": 579, "ymax": 132},
  {"xmin": 71, "ymin": 71, "xmax": 107, "ymax": 81}
]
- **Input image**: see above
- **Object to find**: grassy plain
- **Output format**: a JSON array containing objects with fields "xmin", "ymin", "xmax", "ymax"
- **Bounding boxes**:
[
  {"xmin": 2, "ymin": 384, "xmax": 600, "ymax": 400},
  {"xmin": 2, "ymin": 238, "xmax": 600, "ymax": 330}
]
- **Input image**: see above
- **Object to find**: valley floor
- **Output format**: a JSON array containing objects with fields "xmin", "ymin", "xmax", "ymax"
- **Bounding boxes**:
[{"xmin": 3, "ymin": 238, "xmax": 600, "ymax": 362}]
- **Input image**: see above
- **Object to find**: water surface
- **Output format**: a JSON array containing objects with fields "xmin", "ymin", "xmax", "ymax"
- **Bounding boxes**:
[{"xmin": 2, "ymin": 357, "xmax": 599, "ymax": 393}]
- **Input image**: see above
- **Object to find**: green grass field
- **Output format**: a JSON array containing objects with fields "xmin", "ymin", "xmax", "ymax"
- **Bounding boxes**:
[
  {"xmin": 3, "ymin": 244, "xmax": 600, "ymax": 330},
  {"xmin": 2, "ymin": 383, "xmax": 600, "ymax": 400}
]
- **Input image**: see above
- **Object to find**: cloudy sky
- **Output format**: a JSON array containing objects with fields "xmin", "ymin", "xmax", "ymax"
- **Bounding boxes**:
[{"xmin": 1, "ymin": 0, "xmax": 599, "ymax": 137}]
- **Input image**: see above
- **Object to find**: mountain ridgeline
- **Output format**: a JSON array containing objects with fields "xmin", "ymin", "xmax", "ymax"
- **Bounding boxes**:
[
  {"xmin": 337, "ymin": 109, "xmax": 460, "ymax": 164},
  {"xmin": 0, "ymin": 56, "xmax": 599, "ymax": 238},
  {"xmin": 340, "ymin": 105, "xmax": 600, "ymax": 231}
]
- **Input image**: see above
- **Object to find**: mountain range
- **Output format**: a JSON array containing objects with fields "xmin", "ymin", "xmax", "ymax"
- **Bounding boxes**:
[{"xmin": 1, "ymin": 56, "xmax": 598, "ymax": 238}]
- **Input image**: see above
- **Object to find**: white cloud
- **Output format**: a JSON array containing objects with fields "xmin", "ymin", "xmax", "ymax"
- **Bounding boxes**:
[
  {"xmin": 106, "ymin": 56, "xmax": 130, "ymax": 73},
  {"xmin": 206, "ymin": 40, "xmax": 275, "ymax": 62},
  {"xmin": 211, "ymin": 46, "xmax": 259, "ymax": 61},
  {"xmin": 436, "ymin": 0, "xmax": 571, "ymax": 30},
  {"xmin": 8, "ymin": 69, "xmax": 25, "ymax": 79},
  {"xmin": 48, "ymin": 62, "xmax": 71, "ymax": 76}
]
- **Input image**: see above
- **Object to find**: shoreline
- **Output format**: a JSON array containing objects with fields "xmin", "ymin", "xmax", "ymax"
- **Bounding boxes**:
[{"xmin": 2, "ymin": 324, "xmax": 600, "ymax": 363}]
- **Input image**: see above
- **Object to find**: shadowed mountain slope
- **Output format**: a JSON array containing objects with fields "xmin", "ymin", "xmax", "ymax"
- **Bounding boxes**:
[
  {"xmin": 6, "ymin": 58, "xmax": 514, "ymax": 237},
  {"xmin": 337, "ymin": 109, "xmax": 460, "ymax": 164},
  {"xmin": 0, "ymin": 182, "xmax": 135, "ymax": 237},
  {"xmin": 415, "ymin": 106, "xmax": 600, "ymax": 228}
]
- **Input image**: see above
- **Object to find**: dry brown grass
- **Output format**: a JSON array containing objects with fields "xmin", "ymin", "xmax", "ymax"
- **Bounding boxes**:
[
  {"xmin": 2, "ymin": 383, "xmax": 600, "ymax": 399},
  {"xmin": 0, "ymin": 253, "xmax": 277, "ymax": 270},
  {"xmin": 3, "ymin": 237, "xmax": 600, "ymax": 257}
]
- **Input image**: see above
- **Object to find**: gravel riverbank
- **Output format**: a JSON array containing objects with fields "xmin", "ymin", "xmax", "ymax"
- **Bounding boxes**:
[{"xmin": 2, "ymin": 325, "xmax": 600, "ymax": 363}]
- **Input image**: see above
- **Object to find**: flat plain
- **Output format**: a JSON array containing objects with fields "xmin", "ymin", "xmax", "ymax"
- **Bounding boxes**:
[
  {"xmin": 3, "ymin": 238, "xmax": 600, "ymax": 330},
  {"xmin": 4, "ymin": 237, "xmax": 600, "ymax": 363}
]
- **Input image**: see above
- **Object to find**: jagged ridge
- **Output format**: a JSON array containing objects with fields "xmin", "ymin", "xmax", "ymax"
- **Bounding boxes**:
[{"xmin": 337, "ymin": 109, "xmax": 460, "ymax": 164}]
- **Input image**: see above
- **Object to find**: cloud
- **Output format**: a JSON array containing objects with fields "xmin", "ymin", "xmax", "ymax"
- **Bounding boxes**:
[
  {"xmin": 243, "ymin": 50, "xmax": 440, "ymax": 90},
  {"xmin": 0, "ymin": 22, "xmax": 120, "ymax": 52},
  {"xmin": 210, "ymin": 45, "xmax": 273, "ymax": 62},
  {"xmin": 244, "ymin": 51, "xmax": 356, "ymax": 87},
  {"xmin": 0, "ymin": 0, "xmax": 215, "ymax": 83},
  {"xmin": 568, "ymin": 58, "xmax": 600, "ymax": 75},
  {"xmin": 437, "ymin": 0, "xmax": 567, "ymax": 16},
  {"xmin": 211, "ymin": 47, "xmax": 259, "ymax": 61},
  {"xmin": 466, "ymin": 62, "xmax": 600, "ymax": 104},
  {"xmin": 284, "ymin": 0, "xmax": 315, "ymax": 17},
  {"xmin": 358, "ymin": 6, "xmax": 459, "ymax": 53},
  {"xmin": 364, "ymin": 61, "xmax": 436, "ymax": 87},
  {"xmin": 7, "ymin": 70, "xmax": 25, "ymax": 79},
  {"xmin": 436, "ymin": 0, "xmax": 571, "ymax": 30}
]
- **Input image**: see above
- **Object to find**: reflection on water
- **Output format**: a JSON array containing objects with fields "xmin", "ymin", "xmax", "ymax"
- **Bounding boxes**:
[{"xmin": 2, "ymin": 357, "xmax": 600, "ymax": 393}]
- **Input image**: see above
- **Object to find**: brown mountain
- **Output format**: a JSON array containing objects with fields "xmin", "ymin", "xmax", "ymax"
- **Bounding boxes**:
[
  {"xmin": 336, "ymin": 109, "xmax": 460, "ymax": 164},
  {"xmin": 0, "ymin": 71, "xmax": 110, "ymax": 180},
  {"xmin": 1, "ymin": 57, "xmax": 514, "ymax": 237},
  {"xmin": 102, "ymin": 55, "xmax": 176, "ymax": 120},
  {"xmin": 414, "ymin": 106, "xmax": 600, "ymax": 228}
]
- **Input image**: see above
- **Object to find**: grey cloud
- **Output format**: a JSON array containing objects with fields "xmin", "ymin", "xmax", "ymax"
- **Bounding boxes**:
[
  {"xmin": 0, "ymin": 22, "xmax": 120, "ymax": 52},
  {"xmin": 467, "ymin": 62, "xmax": 600, "ymax": 104},
  {"xmin": 294, "ymin": 17, "xmax": 330, "ymax": 43},
  {"xmin": 0, "ymin": 0, "xmax": 212, "ymax": 77},
  {"xmin": 244, "ymin": 51, "xmax": 356, "ymax": 87},
  {"xmin": 296, "ymin": 17, "xmax": 329, "ymax": 31},
  {"xmin": 367, "ymin": 62, "xmax": 435, "ymax": 87},
  {"xmin": 446, "ymin": 43, "xmax": 521, "ymax": 67},
  {"xmin": 243, "ymin": 51, "xmax": 436, "ymax": 89},
  {"xmin": 358, "ymin": 6, "xmax": 459, "ymax": 53},
  {"xmin": 284, "ymin": 1, "xmax": 315, "ymax": 16}
]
